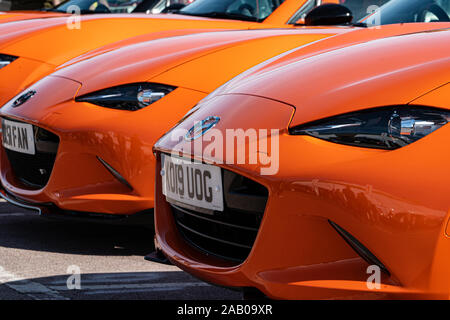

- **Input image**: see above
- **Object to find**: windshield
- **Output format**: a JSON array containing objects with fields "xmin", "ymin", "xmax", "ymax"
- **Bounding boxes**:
[
  {"xmin": 53, "ymin": 0, "xmax": 144, "ymax": 13},
  {"xmin": 289, "ymin": 0, "xmax": 449, "ymax": 26},
  {"xmin": 178, "ymin": 0, "xmax": 286, "ymax": 21},
  {"xmin": 335, "ymin": 0, "xmax": 450, "ymax": 25},
  {"xmin": 361, "ymin": 0, "xmax": 450, "ymax": 25},
  {"xmin": 148, "ymin": 0, "xmax": 195, "ymax": 13}
]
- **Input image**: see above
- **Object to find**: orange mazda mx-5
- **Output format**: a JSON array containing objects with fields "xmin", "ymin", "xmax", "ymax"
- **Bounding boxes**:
[
  {"xmin": 0, "ymin": 0, "xmax": 449, "ymax": 224},
  {"xmin": 0, "ymin": 0, "xmax": 347, "ymax": 107},
  {"xmin": 153, "ymin": 24, "xmax": 450, "ymax": 299}
]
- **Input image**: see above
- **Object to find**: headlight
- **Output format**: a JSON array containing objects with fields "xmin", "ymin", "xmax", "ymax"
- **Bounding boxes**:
[
  {"xmin": 76, "ymin": 83, "xmax": 176, "ymax": 111},
  {"xmin": 0, "ymin": 54, "xmax": 18, "ymax": 70},
  {"xmin": 290, "ymin": 106, "xmax": 450, "ymax": 150}
]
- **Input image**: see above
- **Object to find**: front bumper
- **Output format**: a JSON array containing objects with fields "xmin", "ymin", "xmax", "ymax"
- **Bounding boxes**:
[{"xmin": 0, "ymin": 181, "xmax": 154, "ymax": 226}]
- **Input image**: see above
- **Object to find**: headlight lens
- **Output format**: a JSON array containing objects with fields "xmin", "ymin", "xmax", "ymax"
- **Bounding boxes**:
[
  {"xmin": 290, "ymin": 106, "xmax": 450, "ymax": 150},
  {"xmin": 76, "ymin": 83, "xmax": 176, "ymax": 111},
  {"xmin": 0, "ymin": 54, "xmax": 18, "ymax": 70}
]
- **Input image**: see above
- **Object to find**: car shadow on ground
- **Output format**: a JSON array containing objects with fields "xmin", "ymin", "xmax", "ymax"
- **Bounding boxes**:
[
  {"xmin": 0, "ymin": 271, "xmax": 242, "ymax": 300},
  {"xmin": 0, "ymin": 202, "xmax": 244, "ymax": 300},
  {"xmin": 0, "ymin": 204, "xmax": 155, "ymax": 256}
]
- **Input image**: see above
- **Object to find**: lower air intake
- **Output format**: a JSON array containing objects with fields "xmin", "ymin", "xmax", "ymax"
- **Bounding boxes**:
[
  {"xmin": 4, "ymin": 120, "xmax": 59, "ymax": 190},
  {"xmin": 171, "ymin": 169, "xmax": 268, "ymax": 263}
]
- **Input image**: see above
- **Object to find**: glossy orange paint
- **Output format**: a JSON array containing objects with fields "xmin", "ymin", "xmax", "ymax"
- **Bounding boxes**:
[
  {"xmin": 0, "ymin": 11, "xmax": 67, "ymax": 23},
  {"xmin": 1, "ymin": 22, "xmax": 447, "ymax": 218},
  {"xmin": 0, "ymin": 0, "xmax": 321, "ymax": 106},
  {"xmin": 0, "ymin": 28, "xmax": 341, "ymax": 215},
  {"xmin": 153, "ymin": 28, "xmax": 450, "ymax": 299}
]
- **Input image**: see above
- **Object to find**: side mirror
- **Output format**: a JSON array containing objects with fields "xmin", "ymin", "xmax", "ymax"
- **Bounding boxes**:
[
  {"xmin": 162, "ymin": 3, "xmax": 187, "ymax": 13},
  {"xmin": 304, "ymin": 4, "xmax": 353, "ymax": 26}
]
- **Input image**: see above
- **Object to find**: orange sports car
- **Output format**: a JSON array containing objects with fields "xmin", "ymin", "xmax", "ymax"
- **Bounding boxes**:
[
  {"xmin": 0, "ymin": 0, "xmax": 345, "ymax": 108},
  {"xmin": 0, "ymin": 0, "xmax": 449, "ymax": 225},
  {"xmin": 2, "ymin": 1, "xmax": 378, "ymax": 217},
  {"xmin": 152, "ymin": 20, "xmax": 450, "ymax": 299}
]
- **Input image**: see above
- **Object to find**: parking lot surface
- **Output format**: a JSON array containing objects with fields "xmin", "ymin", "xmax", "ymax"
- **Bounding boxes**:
[{"xmin": 0, "ymin": 200, "xmax": 241, "ymax": 300}]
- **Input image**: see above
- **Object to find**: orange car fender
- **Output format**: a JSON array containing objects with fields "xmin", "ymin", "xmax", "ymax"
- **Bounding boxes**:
[
  {"xmin": 410, "ymin": 83, "xmax": 450, "ymax": 299},
  {"xmin": 425, "ymin": 208, "xmax": 450, "ymax": 299},
  {"xmin": 0, "ymin": 58, "xmax": 55, "ymax": 107},
  {"xmin": 410, "ymin": 82, "xmax": 450, "ymax": 109}
]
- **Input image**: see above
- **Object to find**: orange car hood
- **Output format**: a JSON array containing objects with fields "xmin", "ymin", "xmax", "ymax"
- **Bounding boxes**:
[
  {"xmin": 50, "ymin": 28, "xmax": 347, "ymax": 96},
  {"xmin": 51, "ymin": 23, "xmax": 450, "ymax": 100},
  {"xmin": 208, "ymin": 26, "xmax": 450, "ymax": 128},
  {"xmin": 0, "ymin": 13, "xmax": 272, "ymax": 66},
  {"xmin": 0, "ymin": 11, "xmax": 67, "ymax": 23}
]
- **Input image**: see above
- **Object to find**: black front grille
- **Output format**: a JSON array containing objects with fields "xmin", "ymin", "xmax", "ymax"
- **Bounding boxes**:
[
  {"xmin": 171, "ymin": 169, "xmax": 268, "ymax": 263},
  {"xmin": 4, "ymin": 120, "xmax": 59, "ymax": 189}
]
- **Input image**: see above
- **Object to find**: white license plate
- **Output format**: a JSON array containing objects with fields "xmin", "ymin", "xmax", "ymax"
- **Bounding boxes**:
[
  {"xmin": 1, "ymin": 119, "xmax": 35, "ymax": 155},
  {"xmin": 161, "ymin": 154, "xmax": 224, "ymax": 212}
]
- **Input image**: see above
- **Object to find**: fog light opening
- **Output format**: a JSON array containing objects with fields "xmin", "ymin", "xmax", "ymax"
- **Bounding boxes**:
[
  {"xmin": 97, "ymin": 156, "xmax": 133, "ymax": 190},
  {"xmin": 329, "ymin": 220, "xmax": 390, "ymax": 275}
]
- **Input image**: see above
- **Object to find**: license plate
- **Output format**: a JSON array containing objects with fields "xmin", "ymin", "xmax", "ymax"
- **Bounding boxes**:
[
  {"xmin": 1, "ymin": 119, "xmax": 35, "ymax": 155},
  {"xmin": 161, "ymin": 154, "xmax": 224, "ymax": 212}
]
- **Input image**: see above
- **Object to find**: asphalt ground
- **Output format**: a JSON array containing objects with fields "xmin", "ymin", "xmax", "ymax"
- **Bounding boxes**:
[{"xmin": 0, "ymin": 200, "xmax": 241, "ymax": 300}]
